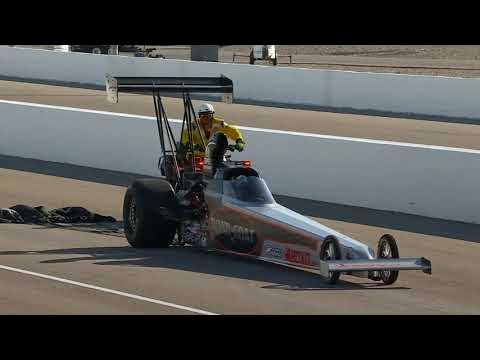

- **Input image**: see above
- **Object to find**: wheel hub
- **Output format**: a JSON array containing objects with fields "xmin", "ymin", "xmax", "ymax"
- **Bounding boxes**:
[
  {"xmin": 380, "ymin": 242, "xmax": 392, "ymax": 279},
  {"xmin": 323, "ymin": 241, "xmax": 337, "ymax": 279}
]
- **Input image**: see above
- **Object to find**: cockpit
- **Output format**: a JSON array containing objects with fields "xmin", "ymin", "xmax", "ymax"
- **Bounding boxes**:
[{"xmin": 223, "ymin": 175, "xmax": 275, "ymax": 204}]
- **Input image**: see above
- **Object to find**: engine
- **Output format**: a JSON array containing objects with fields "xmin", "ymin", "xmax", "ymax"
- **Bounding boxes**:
[{"xmin": 175, "ymin": 180, "xmax": 208, "ymax": 247}]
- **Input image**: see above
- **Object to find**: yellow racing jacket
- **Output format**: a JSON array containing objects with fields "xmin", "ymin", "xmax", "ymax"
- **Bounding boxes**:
[{"xmin": 180, "ymin": 117, "xmax": 244, "ymax": 156}]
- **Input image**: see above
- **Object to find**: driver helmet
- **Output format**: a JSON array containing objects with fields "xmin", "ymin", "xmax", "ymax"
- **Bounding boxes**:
[{"xmin": 198, "ymin": 103, "xmax": 215, "ymax": 116}]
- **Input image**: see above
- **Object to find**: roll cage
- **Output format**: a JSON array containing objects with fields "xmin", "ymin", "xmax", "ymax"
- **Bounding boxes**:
[{"xmin": 106, "ymin": 75, "xmax": 234, "ymax": 190}]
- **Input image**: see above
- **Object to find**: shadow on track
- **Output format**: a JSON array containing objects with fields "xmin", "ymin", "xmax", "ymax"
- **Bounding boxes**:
[
  {"xmin": 275, "ymin": 195, "xmax": 480, "ymax": 244},
  {"xmin": 0, "ymin": 154, "xmax": 144, "ymax": 187},
  {"xmin": 28, "ymin": 222, "xmax": 125, "ymax": 238},
  {"xmin": 0, "ymin": 245, "xmax": 409, "ymax": 291},
  {"xmin": 1, "ymin": 154, "xmax": 479, "ymax": 243}
]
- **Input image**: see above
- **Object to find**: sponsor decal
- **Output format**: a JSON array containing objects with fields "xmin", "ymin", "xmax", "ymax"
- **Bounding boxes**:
[
  {"xmin": 209, "ymin": 216, "xmax": 257, "ymax": 253},
  {"xmin": 284, "ymin": 248, "xmax": 312, "ymax": 266},
  {"xmin": 262, "ymin": 241, "xmax": 284, "ymax": 260},
  {"xmin": 210, "ymin": 217, "xmax": 256, "ymax": 245}
]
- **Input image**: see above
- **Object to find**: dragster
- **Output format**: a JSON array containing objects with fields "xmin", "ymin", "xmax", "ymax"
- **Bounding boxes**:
[{"xmin": 106, "ymin": 74, "xmax": 432, "ymax": 285}]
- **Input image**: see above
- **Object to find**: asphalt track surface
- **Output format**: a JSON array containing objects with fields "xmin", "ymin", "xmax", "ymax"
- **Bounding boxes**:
[
  {"xmin": 1, "ymin": 79, "xmax": 480, "ymax": 150},
  {"xmin": 0, "ymin": 80, "xmax": 479, "ymax": 314},
  {"xmin": 1, "ymin": 156, "xmax": 479, "ymax": 314}
]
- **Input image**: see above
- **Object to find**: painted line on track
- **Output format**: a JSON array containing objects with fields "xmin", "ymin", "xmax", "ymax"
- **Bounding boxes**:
[
  {"xmin": 0, "ymin": 264, "xmax": 219, "ymax": 315},
  {"xmin": 1, "ymin": 99, "xmax": 479, "ymax": 153}
]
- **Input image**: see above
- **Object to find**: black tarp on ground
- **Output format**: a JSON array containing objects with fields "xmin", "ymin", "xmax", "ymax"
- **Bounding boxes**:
[{"xmin": 0, "ymin": 205, "xmax": 116, "ymax": 224}]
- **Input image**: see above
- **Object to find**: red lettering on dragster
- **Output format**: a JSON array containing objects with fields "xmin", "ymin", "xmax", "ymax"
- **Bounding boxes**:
[{"xmin": 284, "ymin": 248, "xmax": 312, "ymax": 266}]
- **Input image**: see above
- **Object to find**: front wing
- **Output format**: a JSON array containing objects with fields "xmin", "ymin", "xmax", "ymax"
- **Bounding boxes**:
[{"xmin": 319, "ymin": 257, "xmax": 432, "ymax": 277}]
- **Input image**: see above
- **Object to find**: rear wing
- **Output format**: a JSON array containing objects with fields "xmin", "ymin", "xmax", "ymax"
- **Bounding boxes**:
[{"xmin": 106, "ymin": 75, "xmax": 234, "ymax": 103}]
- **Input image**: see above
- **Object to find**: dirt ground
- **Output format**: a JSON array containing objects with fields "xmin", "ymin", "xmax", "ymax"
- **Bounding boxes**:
[
  {"xmin": 140, "ymin": 45, "xmax": 480, "ymax": 60},
  {"xmin": 226, "ymin": 45, "xmax": 480, "ymax": 77},
  {"xmin": 231, "ymin": 45, "xmax": 480, "ymax": 60},
  {"xmin": 152, "ymin": 45, "xmax": 480, "ymax": 78}
]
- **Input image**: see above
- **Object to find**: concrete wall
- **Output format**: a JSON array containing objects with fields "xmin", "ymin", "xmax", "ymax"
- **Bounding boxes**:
[
  {"xmin": 2, "ymin": 46, "xmax": 480, "ymax": 119},
  {"xmin": 1, "ymin": 99, "xmax": 479, "ymax": 224}
]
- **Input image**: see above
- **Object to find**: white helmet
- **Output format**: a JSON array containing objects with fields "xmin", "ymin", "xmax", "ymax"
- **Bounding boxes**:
[{"xmin": 198, "ymin": 103, "xmax": 215, "ymax": 115}]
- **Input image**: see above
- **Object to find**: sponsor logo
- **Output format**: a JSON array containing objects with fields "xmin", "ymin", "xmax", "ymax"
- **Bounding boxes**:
[
  {"xmin": 284, "ymin": 248, "xmax": 312, "ymax": 266},
  {"xmin": 262, "ymin": 241, "xmax": 284, "ymax": 260},
  {"xmin": 210, "ymin": 217, "xmax": 256, "ymax": 247}
]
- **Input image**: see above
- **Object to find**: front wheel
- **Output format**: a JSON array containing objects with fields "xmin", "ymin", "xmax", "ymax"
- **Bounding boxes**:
[
  {"xmin": 377, "ymin": 234, "xmax": 400, "ymax": 285},
  {"xmin": 320, "ymin": 236, "xmax": 342, "ymax": 284}
]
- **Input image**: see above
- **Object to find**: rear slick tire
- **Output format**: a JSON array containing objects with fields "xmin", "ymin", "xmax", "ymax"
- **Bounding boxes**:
[{"xmin": 123, "ymin": 179, "xmax": 177, "ymax": 248}]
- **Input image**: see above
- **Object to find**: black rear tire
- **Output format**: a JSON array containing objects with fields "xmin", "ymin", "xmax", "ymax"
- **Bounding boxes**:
[
  {"xmin": 377, "ymin": 234, "xmax": 400, "ymax": 285},
  {"xmin": 320, "ymin": 236, "xmax": 342, "ymax": 284},
  {"xmin": 123, "ymin": 179, "xmax": 177, "ymax": 248}
]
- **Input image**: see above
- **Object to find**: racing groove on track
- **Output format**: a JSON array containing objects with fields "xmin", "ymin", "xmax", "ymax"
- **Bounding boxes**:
[
  {"xmin": 0, "ymin": 156, "xmax": 479, "ymax": 314},
  {"xmin": 1, "ymin": 80, "xmax": 480, "ymax": 150}
]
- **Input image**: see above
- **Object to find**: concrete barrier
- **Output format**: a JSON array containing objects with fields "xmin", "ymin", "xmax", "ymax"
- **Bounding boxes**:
[
  {"xmin": 2, "ymin": 46, "xmax": 480, "ymax": 119},
  {"xmin": 1, "ymin": 99, "xmax": 479, "ymax": 224}
]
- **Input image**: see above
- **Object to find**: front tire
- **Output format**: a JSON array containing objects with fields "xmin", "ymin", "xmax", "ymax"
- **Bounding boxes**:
[
  {"xmin": 377, "ymin": 234, "xmax": 400, "ymax": 285},
  {"xmin": 320, "ymin": 236, "xmax": 342, "ymax": 284},
  {"xmin": 123, "ymin": 179, "xmax": 177, "ymax": 248}
]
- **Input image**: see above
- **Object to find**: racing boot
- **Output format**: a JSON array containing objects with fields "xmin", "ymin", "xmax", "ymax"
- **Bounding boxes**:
[{"xmin": 206, "ymin": 132, "xmax": 229, "ymax": 176}]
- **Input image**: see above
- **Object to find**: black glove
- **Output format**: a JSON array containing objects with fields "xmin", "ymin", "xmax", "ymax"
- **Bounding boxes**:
[{"xmin": 235, "ymin": 139, "xmax": 245, "ymax": 152}]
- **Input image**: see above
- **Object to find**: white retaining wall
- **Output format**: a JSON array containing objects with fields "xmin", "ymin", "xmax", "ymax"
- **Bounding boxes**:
[
  {"xmin": 1, "ymin": 46, "xmax": 480, "ymax": 119},
  {"xmin": 1, "ymin": 99, "xmax": 480, "ymax": 224}
]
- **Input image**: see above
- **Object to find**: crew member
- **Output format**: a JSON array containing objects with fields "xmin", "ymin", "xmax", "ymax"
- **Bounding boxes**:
[{"xmin": 180, "ymin": 103, "xmax": 245, "ymax": 157}]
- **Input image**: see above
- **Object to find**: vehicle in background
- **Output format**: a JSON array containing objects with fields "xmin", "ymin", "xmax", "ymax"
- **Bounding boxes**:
[
  {"xmin": 134, "ymin": 47, "xmax": 166, "ymax": 58},
  {"xmin": 250, "ymin": 45, "xmax": 277, "ymax": 65},
  {"xmin": 70, "ymin": 45, "xmax": 111, "ymax": 54},
  {"xmin": 119, "ymin": 45, "xmax": 139, "ymax": 52},
  {"xmin": 53, "ymin": 45, "xmax": 70, "ymax": 52}
]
